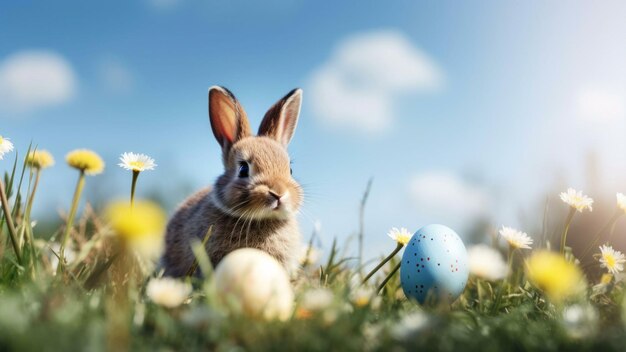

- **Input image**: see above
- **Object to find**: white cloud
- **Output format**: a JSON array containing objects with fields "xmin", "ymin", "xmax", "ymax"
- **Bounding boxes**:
[
  {"xmin": 577, "ymin": 87, "xmax": 625, "ymax": 123},
  {"xmin": 0, "ymin": 51, "xmax": 77, "ymax": 113},
  {"xmin": 98, "ymin": 57, "xmax": 135, "ymax": 95},
  {"xmin": 409, "ymin": 172, "xmax": 490, "ymax": 233},
  {"xmin": 308, "ymin": 30, "xmax": 444, "ymax": 134}
]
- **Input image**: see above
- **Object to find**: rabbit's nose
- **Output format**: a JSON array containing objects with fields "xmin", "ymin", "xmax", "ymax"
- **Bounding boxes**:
[
  {"xmin": 268, "ymin": 190, "xmax": 287, "ymax": 209},
  {"xmin": 269, "ymin": 191, "xmax": 282, "ymax": 201}
]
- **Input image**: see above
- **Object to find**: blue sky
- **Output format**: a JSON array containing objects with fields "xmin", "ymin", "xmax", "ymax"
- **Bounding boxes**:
[{"xmin": 2, "ymin": 0, "xmax": 626, "ymax": 260}]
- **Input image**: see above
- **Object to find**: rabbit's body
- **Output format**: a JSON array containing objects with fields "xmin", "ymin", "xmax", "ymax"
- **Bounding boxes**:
[
  {"xmin": 162, "ymin": 87, "xmax": 304, "ymax": 277},
  {"xmin": 163, "ymin": 185, "xmax": 301, "ymax": 277}
]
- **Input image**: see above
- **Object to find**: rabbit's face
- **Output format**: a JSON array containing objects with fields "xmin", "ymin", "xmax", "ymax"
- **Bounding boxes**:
[
  {"xmin": 214, "ymin": 137, "xmax": 302, "ymax": 220},
  {"xmin": 208, "ymin": 86, "xmax": 304, "ymax": 221}
]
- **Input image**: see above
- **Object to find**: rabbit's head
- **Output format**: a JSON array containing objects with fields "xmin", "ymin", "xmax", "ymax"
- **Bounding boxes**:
[{"xmin": 208, "ymin": 86, "xmax": 303, "ymax": 221}]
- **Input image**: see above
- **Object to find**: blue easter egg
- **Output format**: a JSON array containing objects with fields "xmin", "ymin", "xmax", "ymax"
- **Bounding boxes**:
[{"xmin": 400, "ymin": 224, "xmax": 469, "ymax": 304}]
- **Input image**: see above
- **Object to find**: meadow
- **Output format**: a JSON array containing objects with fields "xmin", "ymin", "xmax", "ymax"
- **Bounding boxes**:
[{"xmin": 1, "ymin": 137, "xmax": 626, "ymax": 351}]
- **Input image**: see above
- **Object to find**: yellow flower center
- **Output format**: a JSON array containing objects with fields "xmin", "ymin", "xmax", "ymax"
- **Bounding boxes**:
[
  {"xmin": 0, "ymin": 136, "xmax": 3, "ymax": 144},
  {"xmin": 129, "ymin": 161, "xmax": 145, "ymax": 170},
  {"xmin": 604, "ymin": 254, "xmax": 616, "ymax": 269},
  {"xmin": 397, "ymin": 234, "xmax": 411, "ymax": 245}
]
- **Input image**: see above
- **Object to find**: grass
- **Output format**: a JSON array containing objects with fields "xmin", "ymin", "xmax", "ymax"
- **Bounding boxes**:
[{"xmin": 1, "ymin": 146, "xmax": 626, "ymax": 351}]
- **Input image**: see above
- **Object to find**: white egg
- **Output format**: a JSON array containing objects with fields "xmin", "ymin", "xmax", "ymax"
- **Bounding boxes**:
[{"xmin": 213, "ymin": 248, "xmax": 294, "ymax": 321}]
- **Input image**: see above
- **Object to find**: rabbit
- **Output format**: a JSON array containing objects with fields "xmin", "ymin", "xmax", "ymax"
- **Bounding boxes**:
[{"xmin": 162, "ymin": 86, "xmax": 304, "ymax": 277}]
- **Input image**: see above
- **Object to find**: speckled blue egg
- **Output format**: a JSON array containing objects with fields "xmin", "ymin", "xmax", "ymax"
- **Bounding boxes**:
[{"xmin": 400, "ymin": 224, "xmax": 469, "ymax": 304}]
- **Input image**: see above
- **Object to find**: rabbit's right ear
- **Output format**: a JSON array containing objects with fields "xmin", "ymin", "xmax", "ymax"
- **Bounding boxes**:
[{"xmin": 208, "ymin": 86, "xmax": 252, "ymax": 151}]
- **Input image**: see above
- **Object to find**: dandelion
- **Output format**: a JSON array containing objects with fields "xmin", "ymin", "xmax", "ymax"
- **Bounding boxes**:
[
  {"xmin": 0, "ymin": 135, "xmax": 21, "ymax": 263},
  {"xmin": 598, "ymin": 245, "xmax": 626, "ymax": 275},
  {"xmin": 499, "ymin": 226, "xmax": 533, "ymax": 250},
  {"xmin": 25, "ymin": 150, "xmax": 55, "ymax": 169},
  {"xmin": 59, "ymin": 149, "xmax": 105, "ymax": 270},
  {"xmin": 118, "ymin": 152, "xmax": 156, "ymax": 207},
  {"xmin": 362, "ymin": 227, "xmax": 413, "ymax": 285},
  {"xmin": 526, "ymin": 250, "xmax": 584, "ymax": 302},
  {"xmin": 66, "ymin": 149, "xmax": 105, "ymax": 175},
  {"xmin": 467, "ymin": 244, "xmax": 508, "ymax": 281},
  {"xmin": 0, "ymin": 135, "xmax": 14, "ymax": 160},
  {"xmin": 617, "ymin": 193, "xmax": 626, "ymax": 215},
  {"xmin": 105, "ymin": 200, "xmax": 167, "ymax": 259},
  {"xmin": 592, "ymin": 273, "xmax": 614, "ymax": 297},
  {"xmin": 560, "ymin": 188, "xmax": 594, "ymax": 212},
  {"xmin": 146, "ymin": 278, "xmax": 192, "ymax": 308}
]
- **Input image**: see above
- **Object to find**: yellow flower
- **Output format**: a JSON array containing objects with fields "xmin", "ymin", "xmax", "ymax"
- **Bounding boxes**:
[
  {"xmin": 560, "ymin": 188, "xmax": 593, "ymax": 212},
  {"xmin": 600, "ymin": 273, "xmax": 613, "ymax": 285},
  {"xmin": 617, "ymin": 193, "xmax": 626, "ymax": 215},
  {"xmin": 26, "ymin": 150, "xmax": 55, "ymax": 169},
  {"xmin": 105, "ymin": 200, "xmax": 166, "ymax": 259},
  {"xmin": 387, "ymin": 227, "xmax": 412, "ymax": 246},
  {"xmin": 526, "ymin": 251, "xmax": 584, "ymax": 302},
  {"xmin": 66, "ymin": 149, "xmax": 105, "ymax": 175},
  {"xmin": 598, "ymin": 245, "xmax": 626, "ymax": 275},
  {"xmin": 146, "ymin": 277, "xmax": 192, "ymax": 308}
]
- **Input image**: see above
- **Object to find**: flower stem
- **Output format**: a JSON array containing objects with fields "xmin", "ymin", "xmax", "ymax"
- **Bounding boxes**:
[
  {"xmin": 362, "ymin": 243, "xmax": 403, "ymax": 284},
  {"xmin": 0, "ymin": 179, "xmax": 22, "ymax": 264},
  {"xmin": 377, "ymin": 261, "xmax": 401, "ymax": 293},
  {"xmin": 130, "ymin": 170, "xmax": 140, "ymax": 208},
  {"xmin": 476, "ymin": 279, "xmax": 484, "ymax": 311},
  {"xmin": 506, "ymin": 247, "xmax": 516, "ymax": 288},
  {"xmin": 580, "ymin": 210, "xmax": 622, "ymax": 259},
  {"xmin": 59, "ymin": 170, "xmax": 86, "ymax": 272},
  {"xmin": 560, "ymin": 208, "xmax": 576, "ymax": 255},
  {"xmin": 24, "ymin": 169, "xmax": 40, "ymax": 247},
  {"xmin": 492, "ymin": 246, "xmax": 515, "ymax": 313}
]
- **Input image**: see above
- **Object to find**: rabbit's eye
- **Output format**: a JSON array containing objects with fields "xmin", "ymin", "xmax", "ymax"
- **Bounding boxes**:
[
  {"xmin": 238, "ymin": 161, "xmax": 249, "ymax": 178},
  {"xmin": 290, "ymin": 168, "xmax": 293, "ymax": 175}
]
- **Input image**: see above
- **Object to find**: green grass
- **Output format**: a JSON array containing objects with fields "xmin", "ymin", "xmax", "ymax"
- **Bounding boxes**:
[{"xmin": 1, "ymin": 150, "xmax": 626, "ymax": 352}]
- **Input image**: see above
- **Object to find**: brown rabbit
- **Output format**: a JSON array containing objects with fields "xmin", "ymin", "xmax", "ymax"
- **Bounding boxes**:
[{"xmin": 162, "ymin": 86, "xmax": 304, "ymax": 277}]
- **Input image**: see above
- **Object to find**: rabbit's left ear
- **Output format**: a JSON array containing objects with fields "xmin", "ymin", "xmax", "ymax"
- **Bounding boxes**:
[{"xmin": 258, "ymin": 88, "xmax": 302, "ymax": 146}]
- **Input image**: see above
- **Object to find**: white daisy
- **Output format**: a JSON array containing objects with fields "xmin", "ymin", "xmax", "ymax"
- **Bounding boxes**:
[
  {"xmin": 390, "ymin": 311, "xmax": 430, "ymax": 340},
  {"xmin": 499, "ymin": 226, "xmax": 533, "ymax": 250},
  {"xmin": 387, "ymin": 227, "xmax": 412, "ymax": 246},
  {"xmin": 298, "ymin": 244, "xmax": 321, "ymax": 266},
  {"xmin": 467, "ymin": 244, "xmax": 508, "ymax": 281},
  {"xmin": 598, "ymin": 245, "xmax": 626, "ymax": 275},
  {"xmin": 0, "ymin": 135, "xmax": 15, "ymax": 160},
  {"xmin": 118, "ymin": 152, "xmax": 157, "ymax": 172},
  {"xmin": 349, "ymin": 286, "xmax": 380, "ymax": 309},
  {"xmin": 616, "ymin": 193, "xmax": 626, "ymax": 215},
  {"xmin": 560, "ymin": 188, "xmax": 593, "ymax": 212},
  {"xmin": 146, "ymin": 277, "xmax": 192, "ymax": 308},
  {"xmin": 299, "ymin": 288, "xmax": 334, "ymax": 312}
]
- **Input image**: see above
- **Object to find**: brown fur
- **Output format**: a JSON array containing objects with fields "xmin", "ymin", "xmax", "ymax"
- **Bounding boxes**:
[{"xmin": 162, "ymin": 87, "xmax": 303, "ymax": 277}]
